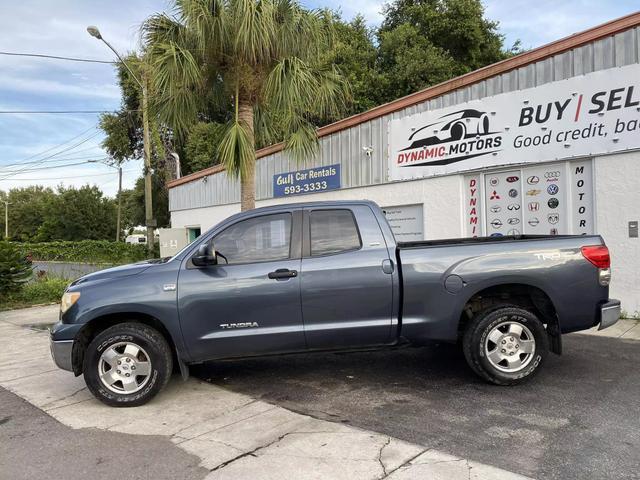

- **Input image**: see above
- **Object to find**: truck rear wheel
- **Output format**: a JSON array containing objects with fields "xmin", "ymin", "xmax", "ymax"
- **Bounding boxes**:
[
  {"xmin": 83, "ymin": 322, "xmax": 173, "ymax": 407},
  {"xmin": 463, "ymin": 306, "xmax": 548, "ymax": 385}
]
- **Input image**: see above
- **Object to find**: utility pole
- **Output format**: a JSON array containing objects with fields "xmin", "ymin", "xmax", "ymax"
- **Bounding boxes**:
[
  {"xmin": 141, "ymin": 74, "xmax": 154, "ymax": 249},
  {"xmin": 2, "ymin": 201, "xmax": 9, "ymax": 240},
  {"xmin": 89, "ymin": 159, "xmax": 123, "ymax": 242},
  {"xmin": 87, "ymin": 25, "xmax": 155, "ymax": 253}
]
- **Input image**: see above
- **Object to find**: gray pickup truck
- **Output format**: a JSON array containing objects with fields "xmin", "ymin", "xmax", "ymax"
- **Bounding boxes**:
[{"xmin": 51, "ymin": 200, "xmax": 620, "ymax": 407}]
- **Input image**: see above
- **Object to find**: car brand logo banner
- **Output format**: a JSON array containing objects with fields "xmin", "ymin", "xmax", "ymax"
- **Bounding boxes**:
[{"xmin": 389, "ymin": 63, "xmax": 640, "ymax": 181}]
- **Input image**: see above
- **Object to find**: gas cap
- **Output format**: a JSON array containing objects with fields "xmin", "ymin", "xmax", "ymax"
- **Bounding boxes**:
[{"xmin": 444, "ymin": 274, "xmax": 465, "ymax": 293}]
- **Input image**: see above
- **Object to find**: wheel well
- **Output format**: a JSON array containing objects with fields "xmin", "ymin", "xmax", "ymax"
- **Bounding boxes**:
[
  {"xmin": 458, "ymin": 284, "xmax": 561, "ymax": 354},
  {"xmin": 71, "ymin": 312, "xmax": 178, "ymax": 376}
]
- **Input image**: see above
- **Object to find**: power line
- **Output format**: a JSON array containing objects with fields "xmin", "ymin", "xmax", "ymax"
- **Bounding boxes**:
[
  {"xmin": 10, "ymin": 125, "xmax": 98, "ymax": 165},
  {"xmin": 0, "ymin": 110, "xmax": 139, "ymax": 114},
  {"xmin": 0, "ymin": 159, "xmax": 111, "ymax": 175},
  {"xmin": 3, "ymin": 168, "xmax": 139, "ymax": 181},
  {"xmin": 0, "ymin": 51, "xmax": 114, "ymax": 64},
  {"xmin": 0, "ymin": 132, "xmax": 102, "ymax": 180}
]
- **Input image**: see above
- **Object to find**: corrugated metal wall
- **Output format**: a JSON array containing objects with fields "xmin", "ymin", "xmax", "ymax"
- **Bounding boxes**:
[{"xmin": 170, "ymin": 27, "xmax": 640, "ymax": 212}]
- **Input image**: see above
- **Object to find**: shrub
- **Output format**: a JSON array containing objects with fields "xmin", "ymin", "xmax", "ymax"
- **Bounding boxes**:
[
  {"xmin": 0, "ymin": 241, "xmax": 32, "ymax": 295},
  {"xmin": 0, "ymin": 274, "xmax": 68, "ymax": 310},
  {"xmin": 11, "ymin": 240, "xmax": 156, "ymax": 265}
]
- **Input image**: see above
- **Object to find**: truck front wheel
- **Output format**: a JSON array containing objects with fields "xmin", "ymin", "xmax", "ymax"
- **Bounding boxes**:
[
  {"xmin": 83, "ymin": 322, "xmax": 173, "ymax": 407},
  {"xmin": 463, "ymin": 306, "xmax": 548, "ymax": 385}
]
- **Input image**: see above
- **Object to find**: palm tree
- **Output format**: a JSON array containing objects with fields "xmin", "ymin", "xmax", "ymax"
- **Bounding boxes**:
[{"xmin": 143, "ymin": 0, "xmax": 350, "ymax": 211}]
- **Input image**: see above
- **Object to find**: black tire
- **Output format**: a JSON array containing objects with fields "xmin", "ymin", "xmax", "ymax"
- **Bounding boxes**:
[
  {"xmin": 83, "ymin": 322, "xmax": 173, "ymax": 407},
  {"xmin": 463, "ymin": 306, "xmax": 548, "ymax": 385}
]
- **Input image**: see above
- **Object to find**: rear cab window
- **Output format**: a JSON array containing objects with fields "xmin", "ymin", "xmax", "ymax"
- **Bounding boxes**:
[{"xmin": 309, "ymin": 209, "xmax": 362, "ymax": 256}]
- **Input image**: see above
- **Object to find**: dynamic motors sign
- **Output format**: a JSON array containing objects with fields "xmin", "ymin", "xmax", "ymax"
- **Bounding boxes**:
[{"xmin": 389, "ymin": 62, "xmax": 640, "ymax": 180}]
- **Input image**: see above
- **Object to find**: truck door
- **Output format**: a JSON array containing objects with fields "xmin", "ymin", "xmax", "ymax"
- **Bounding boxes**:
[
  {"xmin": 301, "ymin": 205, "xmax": 394, "ymax": 348},
  {"xmin": 177, "ymin": 210, "xmax": 305, "ymax": 361}
]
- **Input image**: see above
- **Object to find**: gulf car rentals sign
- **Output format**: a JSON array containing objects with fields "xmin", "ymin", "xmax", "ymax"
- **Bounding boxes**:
[{"xmin": 388, "ymin": 62, "xmax": 640, "ymax": 180}]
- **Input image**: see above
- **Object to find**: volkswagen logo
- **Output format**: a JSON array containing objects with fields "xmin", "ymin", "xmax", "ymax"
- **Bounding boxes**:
[{"xmin": 547, "ymin": 184, "xmax": 559, "ymax": 195}]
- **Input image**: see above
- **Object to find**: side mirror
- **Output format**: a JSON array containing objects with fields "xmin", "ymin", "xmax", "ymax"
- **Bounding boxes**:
[{"xmin": 192, "ymin": 242, "xmax": 217, "ymax": 267}]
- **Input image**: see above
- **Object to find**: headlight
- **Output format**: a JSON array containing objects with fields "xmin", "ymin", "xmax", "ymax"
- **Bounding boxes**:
[{"xmin": 60, "ymin": 292, "xmax": 81, "ymax": 314}]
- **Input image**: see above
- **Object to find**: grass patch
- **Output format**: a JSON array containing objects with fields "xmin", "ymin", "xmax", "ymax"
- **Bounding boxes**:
[{"xmin": 0, "ymin": 275, "xmax": 68, "ymax": 311}]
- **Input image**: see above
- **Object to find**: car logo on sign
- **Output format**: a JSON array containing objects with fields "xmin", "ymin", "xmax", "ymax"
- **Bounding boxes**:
[
  {"xmin": 506, "ymin": 176, "xmax": 519, "ymax": 183},
  {"xmin": 528, "ymin": 217, "xmax": 540, "ymax": 226},
  {"xmin": 548, "ymin": 197, "xmax": 559, "ymax": 209},
  {"xmin": 527, "ymin": 189, "xmax": 541, "ymax": 196},
  {"xmin": 507, "ymin": 203, "xmax": 520, "ymax": 211},
  {"xmin": 490, "ymin": 233, "xmax": 503, "ymax": 237},
  {"xmin": 528, "ymin": 202, "xmax": 540, "ymax": 211},
  {"xmin": 508, "ymin": 189, "xmax": 518, "ymax": 198},
  {"xmin": 547, "ymin": 184, "xmax": 559, "ymax": 195},
  {"xmin": 527, "ymin": 176, "xmax": 540, "ymax": 185},
  {"xmin": 507, "ymin": 229, "xmax": 521, "ymax": 235},
  {"xmin": 490, "ymin": 205, "xmax": 501, "ymax": 213},
  {"xmin": 550, "ymin": 228, "xmax": 558, "ymax": 235},
  {"xmin": 491, "ymin": 219, "xmax": 503, "ymax": 228},
  {"xmin": 490, "ymin": 177, "xmax": 499, "ymax": 186},
  {"xmin": 507, "ymin": 218, "xmax": 520, "ymax": 225},
  {"xmin": 490, "ymin": 190, "xmax": 500, "ymax": 200},
  {"xmin": 548, "ymin": 213, "xmax": 559, "ymax": 224},
  {"xmin": 545, "ymin": 171, "xmax": 561, "ymax": 181}
]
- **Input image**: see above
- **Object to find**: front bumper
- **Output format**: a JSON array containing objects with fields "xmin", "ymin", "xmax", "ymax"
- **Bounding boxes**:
[
  {"xmin": 50, "ymin": 337, "xmax": 74, "ymax": 372},
  {"xmin": 598, "ymin": 299, "xmax": 621, "ymax": 331}
]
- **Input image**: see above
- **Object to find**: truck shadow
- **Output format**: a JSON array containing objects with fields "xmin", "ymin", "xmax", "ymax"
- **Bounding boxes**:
[{"xmin": 191, "ymin": 335, "xmax": 640, "ymax": 480}]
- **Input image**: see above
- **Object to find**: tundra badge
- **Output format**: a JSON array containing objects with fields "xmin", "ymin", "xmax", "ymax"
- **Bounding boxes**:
[{"xmin": 220, "ymin": 322, "xmax": 259, "ymax": 329}]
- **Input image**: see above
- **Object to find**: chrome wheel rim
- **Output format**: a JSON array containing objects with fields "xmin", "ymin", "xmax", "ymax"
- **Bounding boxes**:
[
  {"xmin": 484, "ymin": 320, "xmax": 536, "ymax": 373},
  {"xmin": 98, "ymin": 342, "xmax": 152, "ymax": 394}
]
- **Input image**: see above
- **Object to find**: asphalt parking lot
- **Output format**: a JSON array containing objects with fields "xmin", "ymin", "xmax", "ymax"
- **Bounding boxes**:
[{"xmin": 193, "ymin": 333, "xmax": 640, "ymax": 480}]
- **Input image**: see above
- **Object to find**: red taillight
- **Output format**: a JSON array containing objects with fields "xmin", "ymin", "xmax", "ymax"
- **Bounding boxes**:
[{"xmin": 581, "ymin": 245, "xmax": 610, "ymax": 269}]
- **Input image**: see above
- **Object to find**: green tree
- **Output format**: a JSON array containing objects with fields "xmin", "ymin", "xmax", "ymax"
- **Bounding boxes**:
[
  {"xmin": 37, "ymin": 186, "xmax": 117, "ymax": 241},
  {"xmin": 0, "ymin": 241, "xmax": 32, "ymax": 294},
  {"xmin": 184, "ymin": 122, "xmax": 226, "ymax": 174},
  {"xmin": 144, "ymin": 0, "xmax": 350, "ymax": 211},
  {"xmin": 377, "ymin": 0, "xmax": 519, "ymax": 101},
  {"xmin": 0, "ymin": 187, "xmax": 55, "ymax": 241},
  {"xmin": 322, "ymin": 14, "xmax": 382, "ymax": 116},
  {"xmin": 120, "ymin": 176, "xmax": 170, "ymax": 231}
]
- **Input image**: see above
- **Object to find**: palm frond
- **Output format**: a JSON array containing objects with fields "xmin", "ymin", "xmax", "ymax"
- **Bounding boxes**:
[{"xmin": 217, "ymin": 119, "xmax": 255, "ymax": 178}]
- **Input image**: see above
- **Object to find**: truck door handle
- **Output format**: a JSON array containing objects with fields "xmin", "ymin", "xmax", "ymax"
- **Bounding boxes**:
[{"xmin": 268, "ymin": 269, "xmax": 298, "ymax": 280}]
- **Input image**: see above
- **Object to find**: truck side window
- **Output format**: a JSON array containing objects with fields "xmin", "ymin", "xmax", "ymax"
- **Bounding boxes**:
[
  {"xmin": 310, "ymin": 210, "xmax": 361, "ymax": 256},
  {"xmin": 213, "ymin": 213, "xmax": 292, "ymax": 264}
]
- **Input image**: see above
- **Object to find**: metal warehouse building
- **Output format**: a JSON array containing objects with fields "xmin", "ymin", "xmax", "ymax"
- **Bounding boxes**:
[{"xmin": 166, "ymin": 13, "xmax": 640, "ymax": 313}]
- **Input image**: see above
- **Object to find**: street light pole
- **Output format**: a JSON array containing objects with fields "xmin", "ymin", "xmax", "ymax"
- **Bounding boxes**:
[{"xmin": 87, "ymin": 25, "xmax": 154, "ymax": 252}]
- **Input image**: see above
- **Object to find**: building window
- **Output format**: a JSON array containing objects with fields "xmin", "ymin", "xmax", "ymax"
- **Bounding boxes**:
[{"xmin": 187, "ymin": 227, "xmax": 201, "ymax": 243}]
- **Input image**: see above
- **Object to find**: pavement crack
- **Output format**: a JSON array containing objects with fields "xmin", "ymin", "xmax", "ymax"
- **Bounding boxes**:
[
  {"xmin": 40, "ymin": 386, "xmax": 87, "ymax": 409},
  {"xmin": 380, "ymin": 447, "xmax": 431, "ymax": 479},
  {"xmin": 377, "ymin": 437, "xmax": 392, "ymax": 477},
  {"xmin": 208, "ymin": 433, "xmax": 288, "ymax": 472}
]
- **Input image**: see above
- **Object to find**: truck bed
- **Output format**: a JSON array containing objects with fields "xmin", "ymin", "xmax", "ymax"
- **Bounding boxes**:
[{"xmin": 398, "ymin": 234, "xmax": 578, "ymax": 249}]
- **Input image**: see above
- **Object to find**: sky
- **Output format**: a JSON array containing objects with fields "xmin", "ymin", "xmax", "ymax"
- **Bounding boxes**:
[{"xmin": 0, "ymin": 0, "xmax": 638, "ymax": 197}]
